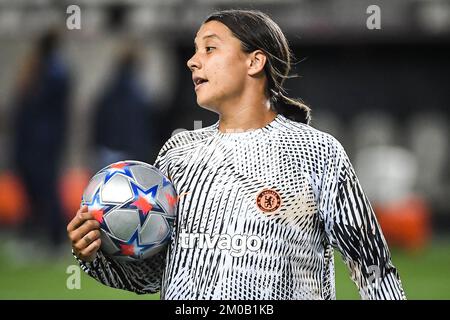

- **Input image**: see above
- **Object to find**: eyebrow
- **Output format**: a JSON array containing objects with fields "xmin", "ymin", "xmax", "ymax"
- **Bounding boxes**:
[
  {"xmin": 194, "ymin": 33, "xmax": 221, "ymax": 47},
  {"xmin": 202, "ymin": 33, "xmax": 221, "ymax": 41}
]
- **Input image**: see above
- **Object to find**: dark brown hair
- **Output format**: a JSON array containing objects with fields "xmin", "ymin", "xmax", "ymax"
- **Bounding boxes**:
[{"xmin": 205, "ymin": 9, "xmax": 311, "ymax": 124}]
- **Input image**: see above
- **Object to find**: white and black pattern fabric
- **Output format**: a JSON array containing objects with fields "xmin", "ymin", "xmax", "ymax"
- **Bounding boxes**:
[{"xmin": 76, "ymin": 113, "xmax": 406, "ymax": 300}]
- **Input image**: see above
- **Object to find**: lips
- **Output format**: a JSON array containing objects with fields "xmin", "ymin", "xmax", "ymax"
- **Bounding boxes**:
[{"xmin": 193, "ymin": 76, "xmax": 208, "ymax": 91}]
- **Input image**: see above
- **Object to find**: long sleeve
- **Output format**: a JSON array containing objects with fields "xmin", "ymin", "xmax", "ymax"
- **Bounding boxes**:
[
  {"xmin": 318, "ymin": 137, "xmax": 406, "ymax": 300},
  {"xmin": 75, "ymin": 249, "xmax": 166, "ymax": 294},
  {"xmin": 73, "ymin": 139, "xmax": 174, "ymax": 295}
]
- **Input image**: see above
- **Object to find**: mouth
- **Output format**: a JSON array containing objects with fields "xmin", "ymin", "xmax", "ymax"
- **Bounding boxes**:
[{"xmin": 193, "ymin": 76, "xmax": 208, "ymax": 91}]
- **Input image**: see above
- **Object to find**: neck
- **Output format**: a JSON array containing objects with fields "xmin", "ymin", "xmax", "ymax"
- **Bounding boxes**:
[{"xmin": 217, "ymin": 95, "xmax": 277, "ymax": 134}]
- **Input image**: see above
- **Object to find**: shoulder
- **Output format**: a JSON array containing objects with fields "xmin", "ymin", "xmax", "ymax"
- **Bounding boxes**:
[
  {"xmin": 276, "ymin": 114, "xmax": 345, "ymax": 156},
  {"xmin": 156, "ymin": 122, "xmax": 218, "ymax": 159}
]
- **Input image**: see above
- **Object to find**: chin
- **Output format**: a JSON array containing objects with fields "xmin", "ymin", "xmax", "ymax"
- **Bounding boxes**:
[
  {"xmin": 196, "ymin": 96, "xmax": 218, "ymax": 112},
  {"xmin": 197, "ymin": 103, "xmax": 218, "ymax": 113}
]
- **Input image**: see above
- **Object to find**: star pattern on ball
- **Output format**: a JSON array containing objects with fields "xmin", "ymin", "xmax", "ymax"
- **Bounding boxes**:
[
  {"xmin": 128, "ymin": 183, "xmax": 165, "ymax": 224},
  {"xmin": 165, "ymin": 192, "xmax": 177, "ymax": 210},
  {"xmin": 162, "ymin": 175, "xmax": 172, "ymax": 187},
  {"xmin": 102, "ymin": 161, "xmax": 135, "ymax": 183},
  {"xmin": 83, "ymin": 189, "xmax": 113, "ymax": 232},
  {"xmin": 115, "ymin": 230, "xmax": 156, "ymax": 258}
]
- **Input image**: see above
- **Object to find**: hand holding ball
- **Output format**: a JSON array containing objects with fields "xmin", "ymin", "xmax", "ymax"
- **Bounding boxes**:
[{"xmin": 68, "ymin": 161, "xmax": 177, "ymax": 262}]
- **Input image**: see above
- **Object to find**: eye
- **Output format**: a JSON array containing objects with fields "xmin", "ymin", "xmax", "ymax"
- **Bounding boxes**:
[{"xmin": 205, "ymin": 46, "xmax": 215, "ymax": 53}]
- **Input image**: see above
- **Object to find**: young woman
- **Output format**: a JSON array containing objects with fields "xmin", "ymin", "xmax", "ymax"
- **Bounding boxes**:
[{"xmin": 67, "ymin": 9, "xmax": 406, "ymax": 300}]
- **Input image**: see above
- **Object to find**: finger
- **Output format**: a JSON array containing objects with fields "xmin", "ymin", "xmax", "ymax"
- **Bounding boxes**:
[
  {"xmin": 73, "ymin": 229, "xmax": 101, "ymax": 252},
  {"xmin": 84, "ymin": 229, "xmax": 101, "ymax": 245},
  {"xmin": 79, "ymin": 238, "xmax": 101, "ymax": 260},
  {"xmin": 67, "ymin": 210, "xmax": 82, "ymax": 233},
  {"xmin": 70, "ymin": 221, "xmax": 101, "ymax": 245},
  {"xmin": 77, "ymin": 205, "xmax": 89, "ymax": 217},
  {"xmin": 67, "ymin": 206, "xmax": 88, "ymax": 232},
  {"xmin": 84, "ymin": 234, "xmax": 93, "ymax": 246},
  {"xmin": 68, "ymin": 217, "xmax": 99, "ymax": 243},
  {"xmin": 67, "ymin": 207, "xmax": 94, "ymax": 232}
]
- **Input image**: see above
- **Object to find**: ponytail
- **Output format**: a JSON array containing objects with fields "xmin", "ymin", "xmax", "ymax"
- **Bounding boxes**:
[{"xmin": 270, "ymin": 90, "xmax": 311, "ymax": 125}]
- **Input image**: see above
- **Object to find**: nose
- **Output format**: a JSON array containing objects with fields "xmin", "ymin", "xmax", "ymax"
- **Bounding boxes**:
[{"xmin": 187, "ymin": 53, "xmax": 201, "ymax": 72}]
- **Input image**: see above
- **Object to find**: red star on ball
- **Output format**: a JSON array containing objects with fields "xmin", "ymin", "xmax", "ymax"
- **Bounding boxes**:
[
  {"xmin": 110, "ymin": 162, "xmax": 128, "ymax": 169},
  {"xmin": 92, "ymin": 209, "xmax": 104, "ymax": 223},
  {"xmin": 120, "ymin": 244, "xmax": 135, "ymax": 256},
  {"xmin": 165, "ymin": 193, "xmax": 177, "ymax": 209},
  {"xmin": 132, "ymin": 196, "xmax": 153, "ymax": 215}
]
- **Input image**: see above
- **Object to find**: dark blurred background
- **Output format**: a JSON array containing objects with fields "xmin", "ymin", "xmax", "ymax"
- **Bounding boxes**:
[{"xmin": 0, "ymin": 0, "xmax": 449, "ymax": 299}]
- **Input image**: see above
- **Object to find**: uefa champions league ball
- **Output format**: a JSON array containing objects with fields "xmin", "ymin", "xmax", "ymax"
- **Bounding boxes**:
[{"xmin": 81, "ymin": 160, "xmax": 177, "ymax": 261}]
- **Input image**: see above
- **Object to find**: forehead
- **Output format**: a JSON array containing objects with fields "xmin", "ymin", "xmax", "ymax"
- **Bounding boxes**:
[{"xmin": 194, "ymin": 20, "xmax": 234, "ymax": 43}]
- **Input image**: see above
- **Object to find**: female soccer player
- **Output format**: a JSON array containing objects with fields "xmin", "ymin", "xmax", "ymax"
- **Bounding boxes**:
[{"xmin": 67, "ymin": 9, "xmax": 406, "ymax": 300}]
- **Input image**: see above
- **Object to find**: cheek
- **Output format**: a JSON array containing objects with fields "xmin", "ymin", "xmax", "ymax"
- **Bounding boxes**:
[{"xmin": 209, "ymin": 59, "xmax": 246, "ymax": 93}]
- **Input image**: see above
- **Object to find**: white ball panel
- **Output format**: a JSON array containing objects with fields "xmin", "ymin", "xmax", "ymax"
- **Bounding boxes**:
[
  {"xmin": 104, "ymin": 208, "xmax": 140, "ymax": 241},
  {"xmin": 101, "ymin": 175, "xmax": 133, "ymax": 204},
  {"xmin": 157, "ymin": 184, "xmax": 178, "ymax": 217},
  {"xmin": 139, "ymin": 214, "xmax": 169, "ymax": 244},
  {"xmin": 130, "ymin": 165, "xmax": 162, "ymax": 190},
  {"xmin": 83, "ymin": 172, "xmax": 106, "ymax": 203},
  {"xmin": 100, "ymin": 230, "xmax": 120, "ymax": 256}
]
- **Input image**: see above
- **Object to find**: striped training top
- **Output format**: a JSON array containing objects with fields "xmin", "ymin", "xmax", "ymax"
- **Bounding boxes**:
[{"xmin": 77, "ymin": 113, "xmax": 406, "ymax": 300}]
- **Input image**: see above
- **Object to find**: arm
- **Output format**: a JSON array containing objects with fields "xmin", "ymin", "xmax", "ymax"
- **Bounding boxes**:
[
  {"xmin": 319, "ymin": 137, "xmax": 406, "ymax": 300},
  {"xmin": 71, "ymin": 140, "xmax": 174, "ymax": 294},
  {"xmin": 74, "ymin": 248, "xmax": 166, "ymax": 294}
]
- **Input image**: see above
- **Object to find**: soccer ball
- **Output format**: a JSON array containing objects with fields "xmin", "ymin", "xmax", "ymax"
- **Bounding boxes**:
[{"xmin": 81, "ymin": 160, "xmax": 177, "ymax": 261}]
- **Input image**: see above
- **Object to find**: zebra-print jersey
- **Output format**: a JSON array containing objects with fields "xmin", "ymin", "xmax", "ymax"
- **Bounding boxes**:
[{"xmin": 76, "ymin": 113, "xmax": 406, "ymax": 300}]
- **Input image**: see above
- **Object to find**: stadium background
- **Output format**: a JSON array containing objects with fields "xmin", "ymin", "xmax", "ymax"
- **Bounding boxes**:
[{"xmin": 0, "ymin": 0, "xmax": 449, "ymax": 299}]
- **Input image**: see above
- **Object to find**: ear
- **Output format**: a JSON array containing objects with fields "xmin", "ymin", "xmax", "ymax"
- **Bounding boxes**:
[{"xmin": 247, "ymin": 50, "xmax": 267, "ymax": 76}]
